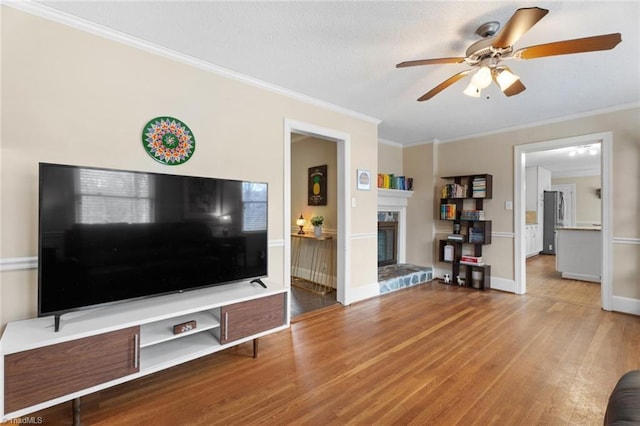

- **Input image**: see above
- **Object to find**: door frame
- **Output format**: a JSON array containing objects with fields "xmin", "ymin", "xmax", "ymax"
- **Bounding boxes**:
[
  {"xmin": 514, "ymin": 132, "xmax": 612, "ymax": 310},
  {"xmin": 284, "ymin": 119, "xmax": 350, "ymax": 305}
]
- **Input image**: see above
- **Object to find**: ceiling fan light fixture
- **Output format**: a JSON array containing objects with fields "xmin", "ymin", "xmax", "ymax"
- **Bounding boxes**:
[
  {"xmin": 471, "ymin": 66, "xmax": 492, "ymax": 89},
  {"xmin": 463, "ymin": 82, "xmax": 481, "ymax": 97},
  {"xmin": 495, "ymin": 67, "xmax": 520, "ymax": 91}
]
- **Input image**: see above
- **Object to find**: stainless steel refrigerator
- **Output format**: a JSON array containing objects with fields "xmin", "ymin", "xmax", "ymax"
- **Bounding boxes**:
[{"xmin": 541, "ymin": 190, "xmax": 565, "ymax": 254}]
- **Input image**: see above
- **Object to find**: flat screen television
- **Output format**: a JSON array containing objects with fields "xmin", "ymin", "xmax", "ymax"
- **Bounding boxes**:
[{"xmin": 38, "ymin": 163, "xmax": 268, "ymax": 321}]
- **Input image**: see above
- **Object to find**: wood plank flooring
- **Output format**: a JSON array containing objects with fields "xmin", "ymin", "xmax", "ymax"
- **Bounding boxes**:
[
  {"xmin": 15, "ymin": 280, "xmax": 640, "ymax": 425},
  {"xmin": 290, "ymin": 283, "xmax": 338, "ymax": 318},
  {"xmin": 526, "ymin": 254, "xmax": 602, "ymax": 307}
]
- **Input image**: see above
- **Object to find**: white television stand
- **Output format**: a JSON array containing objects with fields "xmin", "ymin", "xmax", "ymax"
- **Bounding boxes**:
[{"xmin": 1, "ymin": 280, "xmax": 288, "ymax": 424}]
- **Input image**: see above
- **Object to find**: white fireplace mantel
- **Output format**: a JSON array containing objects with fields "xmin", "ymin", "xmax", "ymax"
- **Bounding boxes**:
[
  {"xmin": 378, "ymin": 189, "xmax": 413, "ymax": 264},
  {"xmin": 377, "ymin": 188, "xmax": 413, "ymax": 206}
]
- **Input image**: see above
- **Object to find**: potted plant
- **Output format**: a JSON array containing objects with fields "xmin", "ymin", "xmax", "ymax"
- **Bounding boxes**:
[{"xmin": 310, "ymin": 216, "xmax": 324, "ymax": 237}]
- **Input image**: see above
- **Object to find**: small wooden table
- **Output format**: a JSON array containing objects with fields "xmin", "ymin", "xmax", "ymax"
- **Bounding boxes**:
[{"xmin": 291, "ymin": 233, "xmax": 334, "ymax": 294}]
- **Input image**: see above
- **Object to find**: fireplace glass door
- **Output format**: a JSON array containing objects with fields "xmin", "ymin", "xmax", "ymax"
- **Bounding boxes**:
[{"xmin": 378, "ymin": 221, "xmax": 398, "ymax": 267}]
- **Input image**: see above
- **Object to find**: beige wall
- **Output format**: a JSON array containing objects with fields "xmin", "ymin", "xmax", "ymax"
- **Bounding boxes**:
[
  {"xmin": 377, "ymin": 141, "xmax": 434, "ymax": 267},
  {"xmin": 378, "ymin": 142, "xmax": 403, "ymax": 176},
  {"xmin": 430, "ymin": 107, "xmax": 639, "ymax": 301},
  {"xmin": 403, "ymin": 143, "xmax": 435, "ymax": 266},
  {"xmin": 552, "ymin": 175, "xmax": 602, "ymax": 226},
  {"xmin": 291, "ymin": 136, "xmax": 337, "ymax": 232},
  {"xmin": 0, "ymin": 7, "xmax": 379, "ymax": 327}
]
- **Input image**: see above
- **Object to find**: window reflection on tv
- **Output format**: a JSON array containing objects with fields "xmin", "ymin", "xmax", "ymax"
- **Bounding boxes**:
[{"xmin": 38, "ymin": 163, "xmax": 268, "ymax": 317}]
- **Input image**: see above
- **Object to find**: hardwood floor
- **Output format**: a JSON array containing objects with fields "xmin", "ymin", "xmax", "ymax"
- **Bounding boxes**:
[
  {"xmin": 290, "ymin": 282, "xmax": 338, "ymax": 318},
  {"xmin": 526, "ymin": 254, "xmax": 601, "ymax": 307},
  {"xmin": 19, "ymin": 282, "xmax": 639, "ymax": 425}
]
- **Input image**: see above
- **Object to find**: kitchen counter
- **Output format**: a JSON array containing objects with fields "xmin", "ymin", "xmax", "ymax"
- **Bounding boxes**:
[
  {"xmin": 555, "ymin": 228, "xmax": 601, "ymax": 282},
  {"xmin": 556, "ymin": 226, "xmax": 601, "ymax": 231}
]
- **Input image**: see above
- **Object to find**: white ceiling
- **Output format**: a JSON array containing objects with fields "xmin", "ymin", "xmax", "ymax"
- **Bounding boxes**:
[
  {"xmin": 35, "ymin": 1, "xmax": 640, "ymax": 145},
  {"xmin": 525, "ymin": 143, "xmax": 601, "ymax": 177}
]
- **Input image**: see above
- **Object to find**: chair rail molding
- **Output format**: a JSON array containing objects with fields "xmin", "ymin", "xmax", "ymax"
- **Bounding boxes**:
[{"xmin": 0, "ymin": 257, "xmax": 37, "ymax": 271}]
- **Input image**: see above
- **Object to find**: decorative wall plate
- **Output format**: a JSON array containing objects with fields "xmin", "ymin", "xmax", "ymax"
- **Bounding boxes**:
[{"xmin": 142, "ymin": 116, "xmax": 195, "ymax": 165}]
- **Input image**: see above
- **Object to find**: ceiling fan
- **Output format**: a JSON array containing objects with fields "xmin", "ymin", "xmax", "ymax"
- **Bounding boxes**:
[{"xmin": 397, "ymin": 6, "xmax": 622, "ymax": 101}]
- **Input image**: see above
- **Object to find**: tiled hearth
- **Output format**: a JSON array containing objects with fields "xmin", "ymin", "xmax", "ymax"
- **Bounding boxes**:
[{"xmin": 378, "ymin": 263, "xmax": 433, "ymax": 294}]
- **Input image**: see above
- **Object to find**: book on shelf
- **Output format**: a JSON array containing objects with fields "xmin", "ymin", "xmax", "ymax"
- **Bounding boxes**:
[
  {"xmin": 440, "ymin": 204, "xmax": 457, "ymax": 220},
  {"xmin": 468, "ymin": 226, "xmax": 485, "ymax": 243},
  {"xmin": 472, "ymin": 177, "xmax": 487, "ymax": 198},
  {"xmin": 460, "ymin": 210, "xmax": 485, "ymax": 221},
  {"xmin": 377, "ymin": 173, "xmax": 412, "ymax": 190},
  {"xmin": 442, "ymin": 183, "xmax": 466, "ymax": 198},
  {"xmin": 460, "ymin": 260, "xmax": 486, "ymax": 266},
  {"xmin": 447, "ymin": 234, "xmax": 464, "ymax": 241},
  {"xmin": 461, "ymin": 255, "xmax": 483, "ymax": 263},
  {"xmin": 385, "ymin": 174, "xmax": 392, "ymax": 189}
]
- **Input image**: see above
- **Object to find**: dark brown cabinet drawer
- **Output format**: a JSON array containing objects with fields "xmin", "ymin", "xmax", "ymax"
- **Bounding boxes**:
[
  {"xmin": 220, "ymin": 294, "xmax": 285, "ymax": 344},
  {"xmin": 4, "ymin": 326, "xmax": 139, "ymax": 413}
]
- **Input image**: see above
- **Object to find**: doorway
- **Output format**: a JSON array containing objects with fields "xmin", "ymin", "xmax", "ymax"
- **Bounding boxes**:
[
  {"xmin": 289, "ymin": 133, "xmax": 338, "ymax": 317},
  {"xmin": 514, "ymin": 132, "xmax": 612, "ymax": 310},
  {"xmin": 284, "ymin": 119, "xmax": 350, "ymax": 319}
]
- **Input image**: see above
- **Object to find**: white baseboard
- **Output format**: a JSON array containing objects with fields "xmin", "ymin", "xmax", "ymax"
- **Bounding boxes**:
[
  {"xmin": 346, "ymin": 282, "xmax": 381, "ymax": 305},
  {"xmin": 561, "ymin": 272, "xmax": 600, "ymax": 283},
  {"xmin": 612, "ymin": 296, "xmax": 640, "ymax": 316},
  {"xmin": 489, "ymin": 276, "xmax": 517, "ymax": 293}
]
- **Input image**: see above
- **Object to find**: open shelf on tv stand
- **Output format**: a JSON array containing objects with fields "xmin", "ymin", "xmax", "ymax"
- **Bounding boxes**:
[{"xmin": 1, "ymin": 281, "xmax": 289, "ymax": 424}]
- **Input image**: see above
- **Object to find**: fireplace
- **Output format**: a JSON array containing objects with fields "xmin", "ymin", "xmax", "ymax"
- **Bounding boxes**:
[
  {"xmin": 378, "ymin": 221, "xmax": 398, "ymax": 266},
  {"xmin": 377, "ymin": 188, "xmax": 412, "ymax": 267}
]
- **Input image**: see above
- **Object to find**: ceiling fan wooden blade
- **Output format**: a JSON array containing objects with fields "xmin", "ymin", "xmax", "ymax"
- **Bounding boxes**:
[
  {"xmin": 492, "ymin": 7, "xmax": 549, "ymax": 49},
  {"xmin": 417, "ymin": 70, "xmax": 472, "ymax": 101},
  {"xmin": 513, "ymin": 33, "xmax": 622, "ymax": 60},
  {"xmin": 396, "ymin": 57, "xmax": 466, "ymax": 68}
]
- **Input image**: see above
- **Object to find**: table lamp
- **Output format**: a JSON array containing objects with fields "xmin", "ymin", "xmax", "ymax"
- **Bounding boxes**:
[{"xmin": 296, "ymin": 214, "xmax": 305, "ymax": 234}]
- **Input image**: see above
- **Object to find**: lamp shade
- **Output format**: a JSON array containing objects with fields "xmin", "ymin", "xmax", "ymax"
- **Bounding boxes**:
[
  {"xmin": 463, "ymin": 82, "xmax": 481, "ymax": 97},
  {"xmin": 296, "ymin": 215, "xmax": 305, "ymax": 227},
  {"xmin": 495, "ymin": 68, "xmax": 520, "ymax": 91},
  {"xmin": 471, "ymin": 66, "xmax": 492, "ymax": 89}
]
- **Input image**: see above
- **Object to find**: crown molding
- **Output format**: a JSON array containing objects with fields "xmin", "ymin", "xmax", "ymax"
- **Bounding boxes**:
[
  {"xmin": 377, "ymin": 138, "xmax": 403, "ymax": 148},
  {"xmin": 4, "ymin": 1, "xmax": 381, "ymax": 126},
  {"xmin": 439, "ymin": 102, "xmax": 640, "ymax": 144}
]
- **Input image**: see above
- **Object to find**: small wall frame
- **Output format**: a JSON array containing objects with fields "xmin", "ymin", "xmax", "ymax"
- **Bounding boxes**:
[{"xmin": 357, "ymin": 169, "xmax": 371, "ymax": 191}]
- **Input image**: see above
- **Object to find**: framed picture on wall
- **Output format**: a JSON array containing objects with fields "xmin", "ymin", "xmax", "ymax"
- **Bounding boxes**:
[
  {"xmin": 308, "ymin": 164, "xmax": 327, "ymax": 205},
  {"xmin": 357, "ymin": 169, "xmax": 371, "ymax": 191}
]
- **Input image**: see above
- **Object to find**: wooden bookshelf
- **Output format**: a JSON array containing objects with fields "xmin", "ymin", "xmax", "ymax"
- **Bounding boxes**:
[{"xmin": 438, "ymin": 174, "xmax": 492, "ymax": 290}]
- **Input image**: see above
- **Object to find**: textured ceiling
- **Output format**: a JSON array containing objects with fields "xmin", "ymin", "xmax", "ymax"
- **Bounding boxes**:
[{"xmin": 35, "ymin": 1, "xmax": 640, "ymax": 145}]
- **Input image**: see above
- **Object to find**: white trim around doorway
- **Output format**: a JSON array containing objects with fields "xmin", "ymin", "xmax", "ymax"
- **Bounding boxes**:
[
  {"xmin": 514, "ymin": 132, "xmax": 612, "ymax": 310},
  {"xmin": 284, "ymin": 119, "xmax": 351, "ymax": 306}
]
